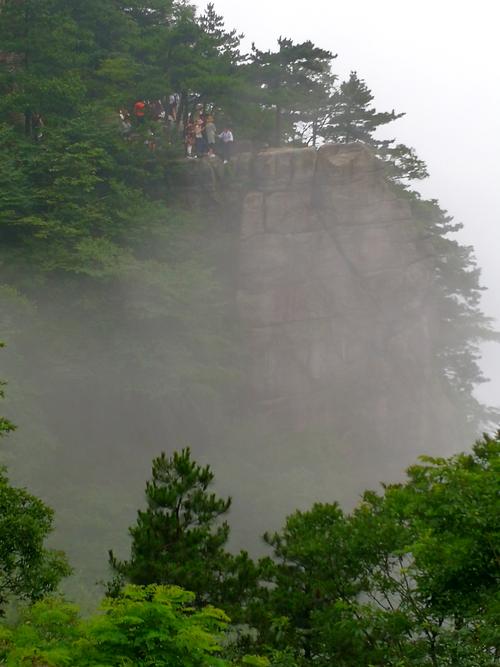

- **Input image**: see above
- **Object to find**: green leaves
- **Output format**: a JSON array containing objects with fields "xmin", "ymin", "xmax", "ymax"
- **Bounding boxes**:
[
  {"xmin": 252, "ymin": 435, "xmax": 500, "ymax": 665},
  {"xmin": 248, "ymin": 38, "xmax": 335, "ymax": 146},
  {"xmin": 0, "ymin": 467, "xmax": 71, "ymax": 614},
  {"xmin": 321, "ymin": 71, "xmax": 404, "ymax": 144},
  {"xmin": 110, "ymin": 448, "xmax": 233, "ymax": 605},
  {"xmin": 0, "ymin": 585, "xmax": 241, "ymax": 667}
]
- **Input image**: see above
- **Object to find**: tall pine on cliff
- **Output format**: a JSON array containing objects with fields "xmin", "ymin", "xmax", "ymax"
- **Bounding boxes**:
[
  {"xmin": 248, "ymin": 38, "xmax": 335, "ymax": 146},
  {"xmin": 322, "ymin": 71, "xmax": 403, "ymax": 144},
  {"xmin": 408, "ymin": 195, "xmax": 499, "ymax": 429},
  {"xmin": 314, "ymin": 71, "xmax": 428, "ymax": 182}
]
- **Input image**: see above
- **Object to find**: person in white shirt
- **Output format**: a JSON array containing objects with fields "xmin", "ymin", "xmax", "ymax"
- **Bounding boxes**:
[{"xmin": 218, "ymin": 127, "xmax": 234, "ymax": 163}]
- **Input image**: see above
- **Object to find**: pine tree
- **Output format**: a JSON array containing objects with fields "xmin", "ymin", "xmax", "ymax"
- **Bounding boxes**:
[
  {"xmin": 322, "ymin": 71, "xmax": 403, "ymax": 145},
  {"xmin": 319, "ymin": 71, "xmax": 428, "ymax": 182},
  {"xmin": 109, "ymin": 448, "xmax": 232, "ymax": 605},
  {"xmin": 249, "ymin": 38, "xmax": 335, "ymax": 146},
  {"xmin": 408, "ymin": 195, "xmax": 500, "ymax": 432},
  {"xmin": 198, "ymin": 3, "xmax": 243, "ymax": 61},
  {"xmin": 294, "ymin": 69, "xmax": 337, "ymax": 147}
]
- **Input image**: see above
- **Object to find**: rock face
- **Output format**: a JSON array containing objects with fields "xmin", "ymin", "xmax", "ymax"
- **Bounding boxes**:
[
  {"xmin": 182, "ymin": 143, "xmax": 459, "ymax": 476},
  {"xmin": 235, "ymin": 144, "xmax": 458, "ymax": 455}
]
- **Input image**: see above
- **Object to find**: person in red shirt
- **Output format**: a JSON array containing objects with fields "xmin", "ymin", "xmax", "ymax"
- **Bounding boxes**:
[{"xmin": 134, "ymin": 100, "xmax": 146, "ymax": 125}]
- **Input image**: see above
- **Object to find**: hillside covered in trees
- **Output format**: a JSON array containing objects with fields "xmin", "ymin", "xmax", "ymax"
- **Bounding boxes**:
[{"xmin": 0, "ymin": 0, "xmax": 499, "ymax": 664}]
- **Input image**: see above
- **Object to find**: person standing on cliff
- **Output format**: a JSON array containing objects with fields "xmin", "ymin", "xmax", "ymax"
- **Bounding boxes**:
[
  {"xmin": 194, "ymin": 120, "xmax": 205, "ymax": 156},
  {"xmin": 205, "ymin": 116, "xmax": 217, "ymax": 158},
  {"xmin": 218, "ymin": 126, "xmax": 234, "ymax": 164},
  {"xmin": 184, "ymin": 115, "xmax": 195, "ymax": 158},
  {"xmin": 133, "ymin": 100, "xmax": 146, "ymax": 125}
]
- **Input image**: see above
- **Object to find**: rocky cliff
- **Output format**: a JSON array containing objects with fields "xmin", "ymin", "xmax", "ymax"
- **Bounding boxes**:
[{"xmin": 181, "ymin": 143, "xmax": 459, "ymax": 494}]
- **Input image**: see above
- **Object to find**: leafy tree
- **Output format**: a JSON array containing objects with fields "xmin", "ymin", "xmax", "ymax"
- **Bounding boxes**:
[
  {"xmin": 109, "ymin": 448, "xmax": 232, "ymax": 604},
  {"xmin": 87, "ymin": 586, "xmax": 231, "ymax": 667},
  {"xmin": 0, "ymin": 356, "xmax": 70, "ymax": 614},
  {"xmin": 160, "ymin": 3, "xmax": 247, "ymax": 128},
  {"xmin": 375, "ymin": 434, "xmax": 500, "ymax": 625},
  {"xmin": 0, "ymin": 0, "xmax": 179, "ymax": 280},
  {"xmin": 248, "ymin": 38, "xmax": 335, "ymax": 146},
  {"xmin": 253, "ymin": 434, "xmax": 500, "ymax": 666},
  {"xmin": 0, "ymin": 585, "xmax": 269, "ymax": 666},
  {"xmin": 256, "ymin": 503, "xmax": 360, "ymax": 662},
  {"xmin": 0, "ymin": 468, "xmax": 70, "ymax": 614},
  {"xmin": 0, "ymin": 0, "xmax": 88, "ymax": 135}
]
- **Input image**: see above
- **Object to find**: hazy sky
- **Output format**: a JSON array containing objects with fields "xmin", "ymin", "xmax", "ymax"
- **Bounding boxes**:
[{"xmin": 195, "ymin": 0, "xmax": 500, "ymax": 404}]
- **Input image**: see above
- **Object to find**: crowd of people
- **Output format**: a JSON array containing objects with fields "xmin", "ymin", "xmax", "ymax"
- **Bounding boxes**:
[
  {"xmin": 183, "ymin": 108, "xmax": 234, "ymax": 163},
  {"xmin": 119, "ymin": 96, "xmax": 234, "ymax": 163}
]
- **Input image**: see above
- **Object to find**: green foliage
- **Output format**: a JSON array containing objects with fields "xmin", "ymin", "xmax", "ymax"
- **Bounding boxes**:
[
  {"xmin": 109, "ymin": 448, "xmax": 233, "ymax": 603},
  {"xmin": 0, "ymin": 597, "xmax": 81, "ymax": 666},
  {"xmin": 322, "ymin": 71, "xmax": 404, "ymax": 145},
  {"xmin": 0, "ymin": 427, "xmax": 497, "ymax": 666},
  {"xmin": 248, "ymin": 38, "xmax": 335, "ymax": 146},
  {"xmin": 0, "ymin": 468, "xmax": 71, "ymax": 613},
  {"xmin": 311, "ymin": 71, "xmax": 428, "ymax": 182},
  {"xmin": 251, "ymin": 433, "xmax": 500, "ymax": 666},
  {"xmin": 85, "ymin": 585, "xmax": 230, "ymax": 667},
  {"xmin": 0, "ymin": 586, "xmax": 268, "ymax": 667},
  {"xmin": 408, "ymin": 193, "xmax": 499, "ymax": 431},
  {"xmin": 377, "ymin": 435, "xmax": 500, "ymax": 621},
  {"xmin": 107, "ymin": 437, "xmax": 498, "ymax": 665}
]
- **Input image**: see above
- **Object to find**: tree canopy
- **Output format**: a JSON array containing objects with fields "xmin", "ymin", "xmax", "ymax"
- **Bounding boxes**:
[
  {"xmin": 109, "ymin": 448, "xmax": 233, "ymax": 603},
  {"xmin": 0, "ymin": 585, "xmax": 268, "ymax": 667},
  {"xmin": 102, "ymin": 441, "xmax": 500, "ymax": 665}
]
